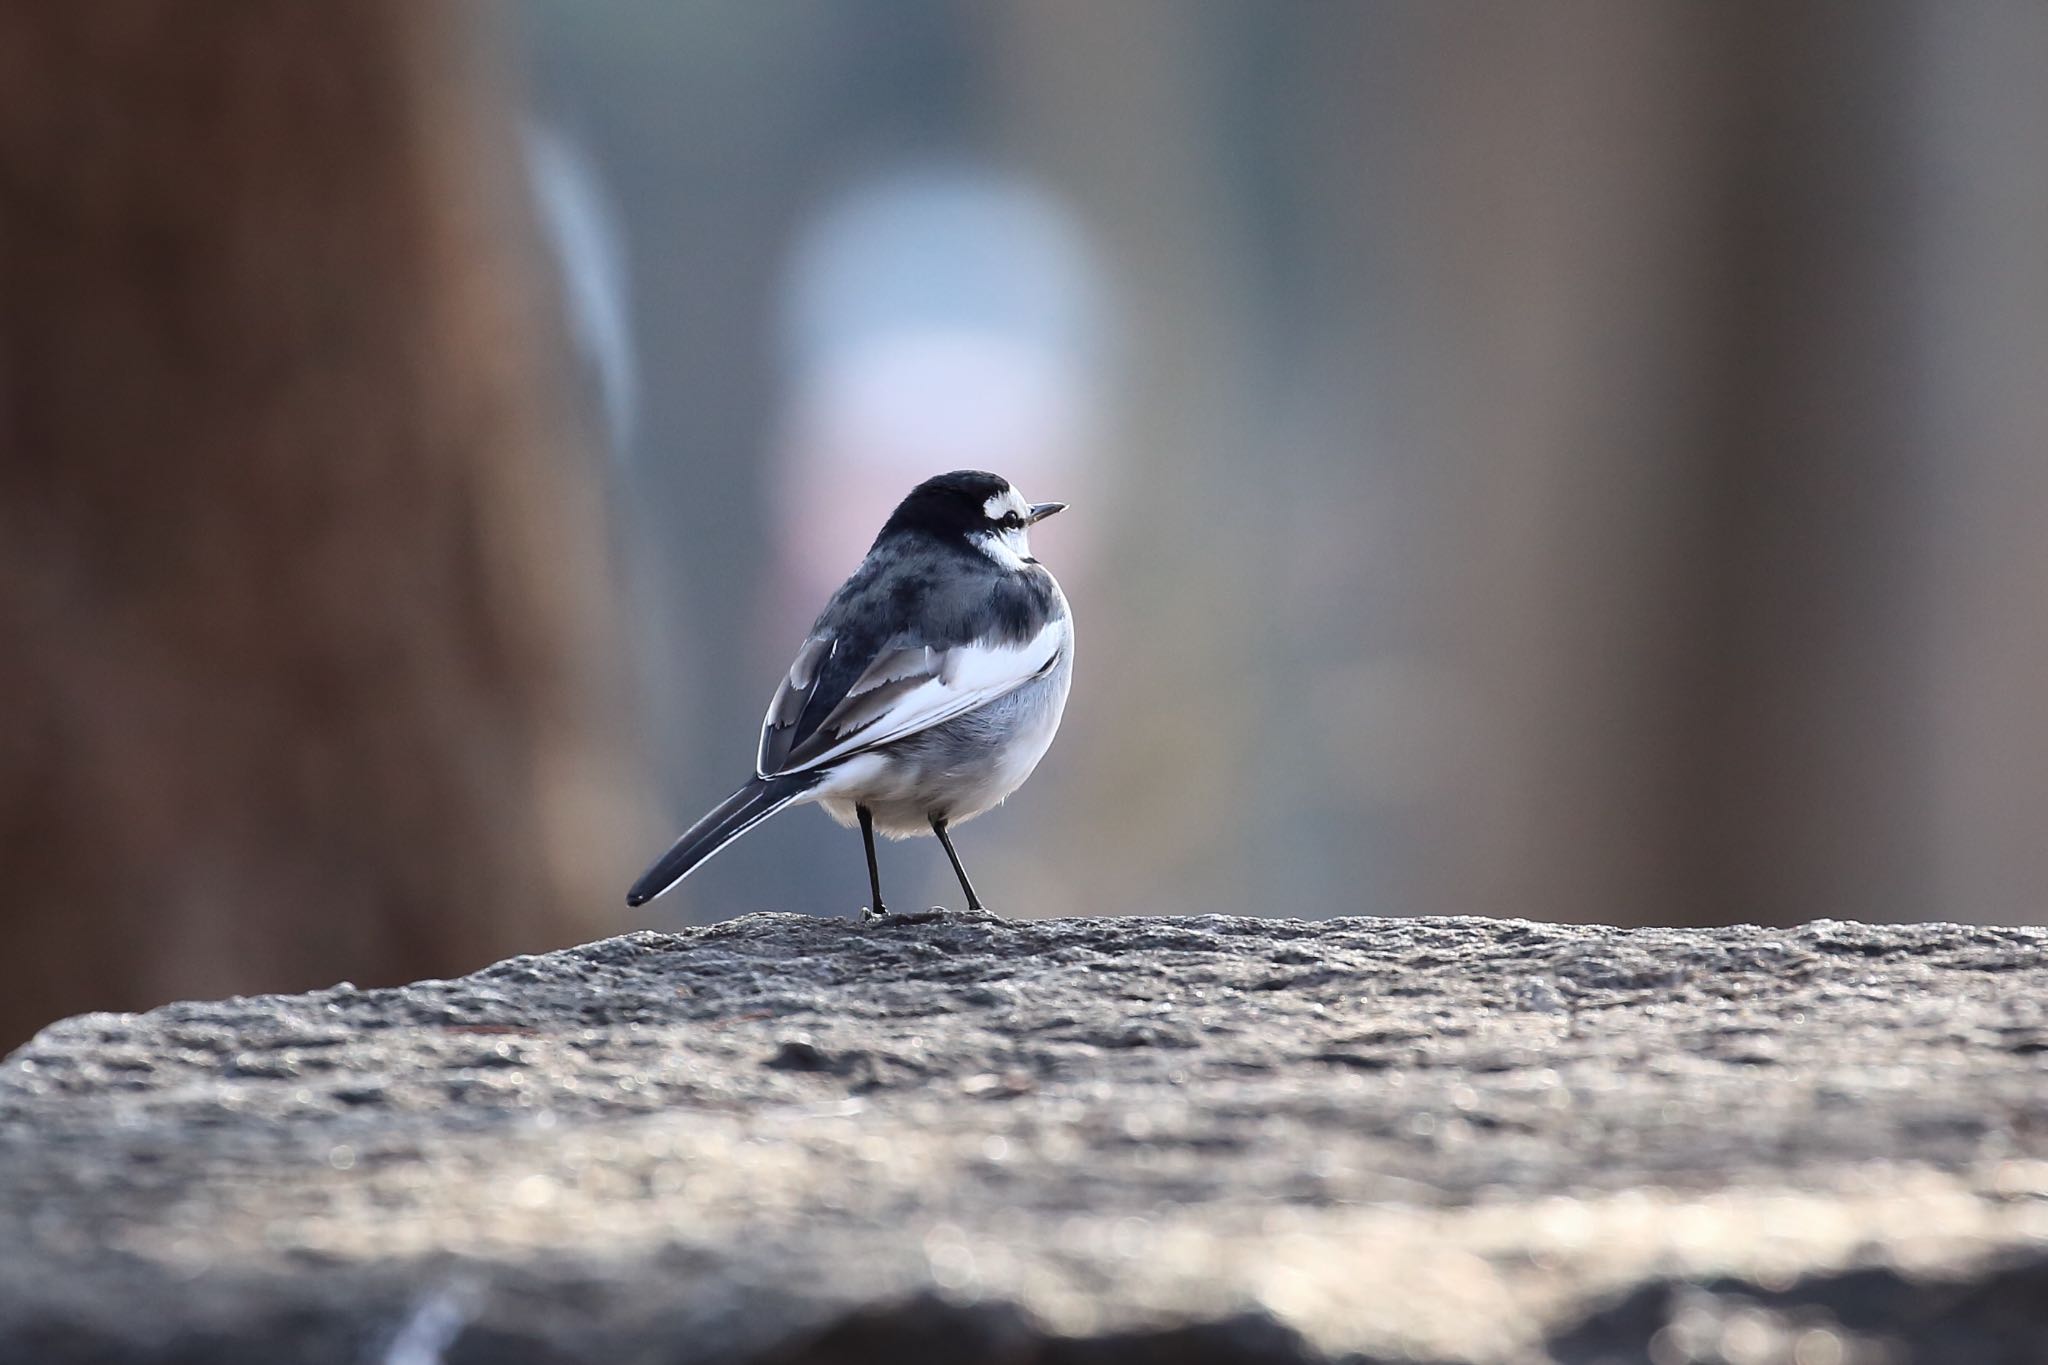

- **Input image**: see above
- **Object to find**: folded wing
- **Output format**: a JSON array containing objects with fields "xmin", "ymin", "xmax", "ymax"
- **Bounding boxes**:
[{"xmin": 757, "ymin": 617, "xmax": 1064, "ymax": 777}]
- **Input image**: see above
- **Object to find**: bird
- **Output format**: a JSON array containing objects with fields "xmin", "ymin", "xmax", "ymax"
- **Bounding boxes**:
[{"xmin": 627, "ymin": 469, "xmax": 1073, "ymax": 920}]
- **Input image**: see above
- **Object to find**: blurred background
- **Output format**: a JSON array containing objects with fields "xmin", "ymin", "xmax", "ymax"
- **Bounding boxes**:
[{"xmin": 4, "ymin": 1, "xmax": 2046, "ymax": 1048}]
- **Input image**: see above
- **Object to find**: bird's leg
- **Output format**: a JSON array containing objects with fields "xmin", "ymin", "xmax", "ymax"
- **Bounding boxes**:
[
  {"xmin": 858, "ymin": 805, "xmax": 887, "ymax": 922},
  {"xmin": 929, "ymin": 814, "xmax": 984, "ymax": 912}
]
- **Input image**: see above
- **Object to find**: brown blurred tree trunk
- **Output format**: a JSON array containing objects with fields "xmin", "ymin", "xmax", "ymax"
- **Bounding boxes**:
[
  {"xmin": 1406, "ymin": 4, "xmax": 1938, "ymax": 928},
  {"xmin": 0, "ymin": 3, "xmax": 638, "ymax": 1048}
]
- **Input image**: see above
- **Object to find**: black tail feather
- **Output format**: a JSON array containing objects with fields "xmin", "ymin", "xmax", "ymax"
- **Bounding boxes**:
[{"xmin": 626, "ymin": 773, "xmax": 820, "ymax": 907}]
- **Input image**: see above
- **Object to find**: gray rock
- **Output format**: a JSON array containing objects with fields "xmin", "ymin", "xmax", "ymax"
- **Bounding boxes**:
[{"xmin": 2, "ymin": 911, "xmax": 2046, "ymax": 1363}]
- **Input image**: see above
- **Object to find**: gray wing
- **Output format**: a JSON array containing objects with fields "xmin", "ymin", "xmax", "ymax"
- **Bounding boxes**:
[{"xmin": 756, "ymin": 620, "xmax": 1064, "ymax": 778}]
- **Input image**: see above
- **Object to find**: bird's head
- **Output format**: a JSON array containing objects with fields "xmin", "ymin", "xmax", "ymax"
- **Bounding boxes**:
[{"xmin": 879, "ymin": 470, "xmax": 1066, "ymax": 567}]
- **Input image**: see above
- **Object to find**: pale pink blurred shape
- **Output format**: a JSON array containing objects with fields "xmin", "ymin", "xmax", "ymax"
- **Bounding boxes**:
[
  {"xmin": 775, "ymin": 329, "xmax": 1095, "ymax": 590},
  {"xmin": 769, "ymin": 166, "xmax": 1111, "ymax": 624}
]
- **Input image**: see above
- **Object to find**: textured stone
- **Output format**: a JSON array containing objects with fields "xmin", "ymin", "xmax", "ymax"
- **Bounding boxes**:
[{"xmin": 1, "ymin": 912, "xmax": 2046, "ymax": 1363}]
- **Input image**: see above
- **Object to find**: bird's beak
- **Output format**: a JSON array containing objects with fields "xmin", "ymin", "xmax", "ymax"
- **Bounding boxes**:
[{"xmin": 1027, "ymin": 501, "xmax": 1068, "ymax": 525}]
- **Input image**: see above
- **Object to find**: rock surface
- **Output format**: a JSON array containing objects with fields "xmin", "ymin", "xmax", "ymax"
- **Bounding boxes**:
[{"xmin": 2, "ymin": 912, "xmax": 2047, "ymax": 1364}]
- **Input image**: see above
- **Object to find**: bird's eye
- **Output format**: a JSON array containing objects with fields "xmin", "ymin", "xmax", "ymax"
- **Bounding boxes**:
[{"xmin": 997, "ymin": 512, "xmax": 1024, "ymax": 530}]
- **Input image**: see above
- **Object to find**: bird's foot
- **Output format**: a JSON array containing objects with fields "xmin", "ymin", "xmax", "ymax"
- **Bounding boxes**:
[{"xmin": 860, "ymin": 904, "xmax": 888, "ymax": 924}]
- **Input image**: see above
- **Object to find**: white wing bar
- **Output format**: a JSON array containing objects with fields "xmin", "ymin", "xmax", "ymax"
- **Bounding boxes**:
[{"xmin": 772, "ymin": 616, "xmax": 1065, "ymax": 776}]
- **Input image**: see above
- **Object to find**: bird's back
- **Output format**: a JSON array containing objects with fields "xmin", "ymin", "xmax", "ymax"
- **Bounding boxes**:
[
  {"xmin": 815, "ymin": 570, "xmax": 1071, "ymax": 836},
  {"xmin": 761, "ymin": 531, "xmax": 1061, "ymax": 776}
]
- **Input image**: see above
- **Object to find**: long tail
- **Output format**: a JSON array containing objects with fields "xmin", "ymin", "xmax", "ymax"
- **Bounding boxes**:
[{"xmin": 626, "ymin": 773, "xmax": 820, "ymax": 907}]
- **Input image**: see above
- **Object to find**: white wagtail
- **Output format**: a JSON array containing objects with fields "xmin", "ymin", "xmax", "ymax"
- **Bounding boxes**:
[{"xmin": 627, "ymin": 470, "xmax": 1073, "ymax": 919}]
